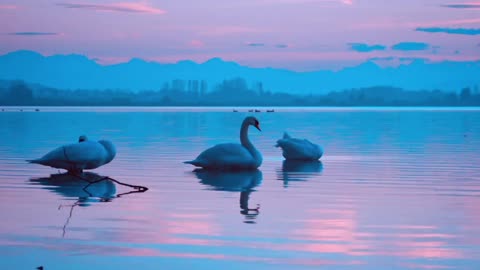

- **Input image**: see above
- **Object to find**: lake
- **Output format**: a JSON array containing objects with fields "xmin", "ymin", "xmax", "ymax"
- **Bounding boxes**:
[{"xmin": 1, "ymin": 107, "xmax": 480, "ymax": 270}]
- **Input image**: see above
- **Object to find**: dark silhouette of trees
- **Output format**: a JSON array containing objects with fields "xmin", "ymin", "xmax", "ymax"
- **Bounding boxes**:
[
  {"xmin": 0, "ymin": 80, "xmax": 34, "ymax": 105},
  {"xmin": 460, "ymin": 87, "xmax": 471, "ymax": 101},
  {"xmin": 1, "ymin": 79, "xmax": 479, "ymax": 106}
]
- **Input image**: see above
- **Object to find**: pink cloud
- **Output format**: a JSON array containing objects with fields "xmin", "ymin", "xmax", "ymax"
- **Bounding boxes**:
[
  {"xmin": 197, "ymin": 26, "xmax": 267, "ymax": 36},
  {"xmin": 0, "ymin": 4, "xmax": 17, "ymax": 9},
  {"xmin": 189, "ymin": 40, "xmax": 204, "ymax": 48},
  {"xmin": 353, "ymin": 18, "xmax": 480, "ymax": 31},
  {"xmin": 395, "ymin": 240, "xmax": 463, "ymax": 259},
  {"xmin": 254, "ymin": 0, "xmax": 353, "ymax": 5},
  {"xmin": 418, "ymin": 18, "xmax": 480, "ymax": 27},
  {"xmin": 442, "ymin": 2, "xmax": 480, "ymax": 9},
  {"xmin": 56, "ymin": 2, "xmax": 165, "ymax": 14},
  {"xmin": 401, "ymin": 263, "xmax": 453, "ymax": 269}
]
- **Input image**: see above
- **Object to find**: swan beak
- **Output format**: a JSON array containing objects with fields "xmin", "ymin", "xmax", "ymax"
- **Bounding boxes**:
[{"xmin": 255, "ymin": 124, "xmax": 262, "ymax": 131}]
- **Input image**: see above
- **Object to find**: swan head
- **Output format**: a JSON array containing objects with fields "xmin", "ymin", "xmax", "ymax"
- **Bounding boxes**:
[
  {"xmin": 98, "ymin": 140, "xmax": 116, "ymax": 164},
  {"xmin": 78, "ymin": 135, "xmax": 88, "ymax": 142},
  {"xmin": 245, "ymin": 116, "xmax": 261, "ymax": 131}
]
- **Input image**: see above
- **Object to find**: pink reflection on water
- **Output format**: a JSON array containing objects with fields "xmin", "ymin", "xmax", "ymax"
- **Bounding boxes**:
[
  {"xmin": 3, "ymin": 237, "xmax": 366, "ymax": 267},
  {"xmin": 394, "ymin": 240, "xmax": 463, "ymax": 259},
  {"xmin": 111, "ymin": 245, "xmax": 365, "ymax": 267},
  {"xmin": 290, "ymin": 243, "xmax": 371, "ymax": 256},
  {"xmin": 166, "ymin": 214, "xmax": 221, "ymax": 236},
  {"xmin": 402, "ymin": 263, "xmax": 454, "ymax": 269},
  {"xmin": 396, "ymin": 233, "xmax": 456, "ymax": 239},
  {"xmin": 116, "ymin": 248, "xmax": 226, "ymax": 260},
  {"xmin": 290, "ymin": 209, "xmax": 373, "ymax": 256},
  {"xmin": 284, "ymin": 198, "xmax": 467, "ymax": 260},
  {"xmin": 163, "ymin": 237, "xmax": 222, "ymax": 246},
  {"xmin": 365, "ymin": 225, "xmax": 437, "ymax": 230}
]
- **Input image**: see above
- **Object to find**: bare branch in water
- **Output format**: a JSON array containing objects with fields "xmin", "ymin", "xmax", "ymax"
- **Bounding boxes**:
[
  {"xmin": 74, "ymin": 175, "xmax": 149, "ymax": 194},
  {"xmin": 58, "ymin": 201, "xmax": 80, "ymax": 238},
  {"xmin": 57, "ymin": 174, "xmax": 149, "ymax": 237}
]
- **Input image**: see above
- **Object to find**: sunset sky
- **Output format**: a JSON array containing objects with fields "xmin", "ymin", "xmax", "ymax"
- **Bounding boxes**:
[{"xmin": 1, "ymin": 0, "xmax": 479, "ymax": 70}]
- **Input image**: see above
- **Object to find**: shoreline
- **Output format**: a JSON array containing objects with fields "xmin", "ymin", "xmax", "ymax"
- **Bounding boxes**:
[{"xmin": 1, "ymin": 106, "xmax": 480, "ymax": 113}]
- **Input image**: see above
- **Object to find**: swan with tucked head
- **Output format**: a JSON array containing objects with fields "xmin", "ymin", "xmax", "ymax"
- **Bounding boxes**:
[
  {"xmin": 28, "ymin": 136, "xmax": 116, "ymax": 174},
  {"xmin": 185, "ymin": 116, "xmax": 263, "ymax": 170},
  {"xmin": 275, "ymin": 132, "xmax": 323, "ymax": 161}
]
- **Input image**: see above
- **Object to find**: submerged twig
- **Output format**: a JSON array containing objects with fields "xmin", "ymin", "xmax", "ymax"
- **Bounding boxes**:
[
  {"xmin": 58, "ymin": 201, "xmax": 80, "ymax": 238},
  {"xmin": 57, "ymin": 174, "xmax": 149, "ymax": 237}
]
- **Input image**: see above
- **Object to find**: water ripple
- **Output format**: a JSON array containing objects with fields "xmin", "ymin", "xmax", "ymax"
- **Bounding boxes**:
[{"xmin": 1, "ymin": 108, "xmax": 480, "ymax": 269}]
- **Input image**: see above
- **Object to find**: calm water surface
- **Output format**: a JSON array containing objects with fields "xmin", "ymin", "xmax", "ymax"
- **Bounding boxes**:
[{"xmin": 1, "ymin": 107, "xmax": 480, "ymax": 269}]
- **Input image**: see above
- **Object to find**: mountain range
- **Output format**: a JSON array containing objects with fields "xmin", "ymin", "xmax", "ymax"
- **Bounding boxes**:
[{"xmin": 1, "ymin": 50, "xmax": 479, "ymax": 94}]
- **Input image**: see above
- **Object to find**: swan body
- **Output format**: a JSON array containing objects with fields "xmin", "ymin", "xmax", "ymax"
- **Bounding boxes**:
[
  {"xmin": 185, "ymin": 116, "xmax": 262, "ymax": 170},
  {"xmin": 275, "ymin": 132, "xmax": 323, "ymax": 161},
  {"xmin": 28, "ymin": 136, "xmax": 116, "ymax": 173}
]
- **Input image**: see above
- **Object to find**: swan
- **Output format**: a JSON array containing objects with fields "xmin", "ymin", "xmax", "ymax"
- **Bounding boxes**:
[
  {"xmin": 27, "ymin": 135, "xmax": 116, "ymax": 173},
  {"xmin": 184, "ymin": 116, "xmax": 263, "ymax": 170},
  {"xmin": 275, "ymin": 132, "xmax": 323, "ymax": 161}
]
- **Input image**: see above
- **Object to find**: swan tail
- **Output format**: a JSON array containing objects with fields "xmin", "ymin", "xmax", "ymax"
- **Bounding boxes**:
[
  {"xmin": 184, "ymin": 160, "xmax": 202, "ymax": 166},
  {"xmin": 27, "ymin": 159, "xmax": 52, "ymax": 167},
  {"xmin": 275, "ymin": 133, "xmax": 291, "ymax": 147},
  {"xmin": 275, "ymin": 139, "xmax": 288, "ymax": 148},
  {"xmin": 27, "ymin": 159, "xmax": 42, "ymax": 164}
]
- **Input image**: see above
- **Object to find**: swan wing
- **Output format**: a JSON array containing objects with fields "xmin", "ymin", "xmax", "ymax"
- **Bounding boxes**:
[
  {"xmin": 28, "ymin": 146, "xmax": 72, "ymax": 169},
  {"xmin": 29, "ymin": 141, "xmax": 107, "ymax": 170},
  {"xmin": 64, "ymin": 141, "xmax": 108, "ymax": 169}
]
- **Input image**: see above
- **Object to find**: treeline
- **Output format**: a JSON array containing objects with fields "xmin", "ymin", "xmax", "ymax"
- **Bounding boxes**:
[{"xmin": 1, "ymin": 78, "xmax": 479, "ymax": 106}]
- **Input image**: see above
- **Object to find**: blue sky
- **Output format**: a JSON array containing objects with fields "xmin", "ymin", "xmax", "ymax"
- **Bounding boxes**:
[{"xmin": 1, "ymin": 0, "xmax": 479, "ymax": 70}]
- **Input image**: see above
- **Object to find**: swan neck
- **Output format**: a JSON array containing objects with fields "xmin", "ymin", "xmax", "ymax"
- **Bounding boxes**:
[
  {"xmin": 240, "ymin": 121, "xmax": 254, "ymax": 150},
  {"xmin": 239, "ymin": 120, "xmax": 262, "ymax": 167}
]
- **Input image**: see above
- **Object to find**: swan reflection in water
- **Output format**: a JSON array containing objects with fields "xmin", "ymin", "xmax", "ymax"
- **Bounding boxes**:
[
  {"xmin": 29, "ymin": 172, "xmax": 148, "ymax": 237},
  {"xmin": 278, "ymin": 160, "xmax": 323, "ymax": 188},
  {"xmin": 192, "ymin": 169, "xmax": 262, "ymax": 224}
]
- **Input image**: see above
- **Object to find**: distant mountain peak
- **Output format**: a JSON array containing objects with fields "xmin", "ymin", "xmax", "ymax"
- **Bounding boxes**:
[
  {"xmin": 176, "ymin": 59, "xmax": 197, "ymax": 66},
  {"xmin": 48, "ymin": 53, "xmax": 92, "ymax": 61},
  {"xmin": 204, "ymin": 57, "xmax": 224, "ymax": 64},
  {"xmin": 128, "ymin": 57, "xmax": 148, "ymax": 64},
  {"xmin": 3, "ymin": 50, "xmax": 43, "ymax": 59},
  {"xmin": 358, "ymin": 60, "xmax": 381, "ymax": 69},
  {"xmin": 0, "ymin": 50, "xmax": 478, "ymax": 93},
  {"xmin": 202, "ymin": 57, "xmax": 239, "ymax": 68}
]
